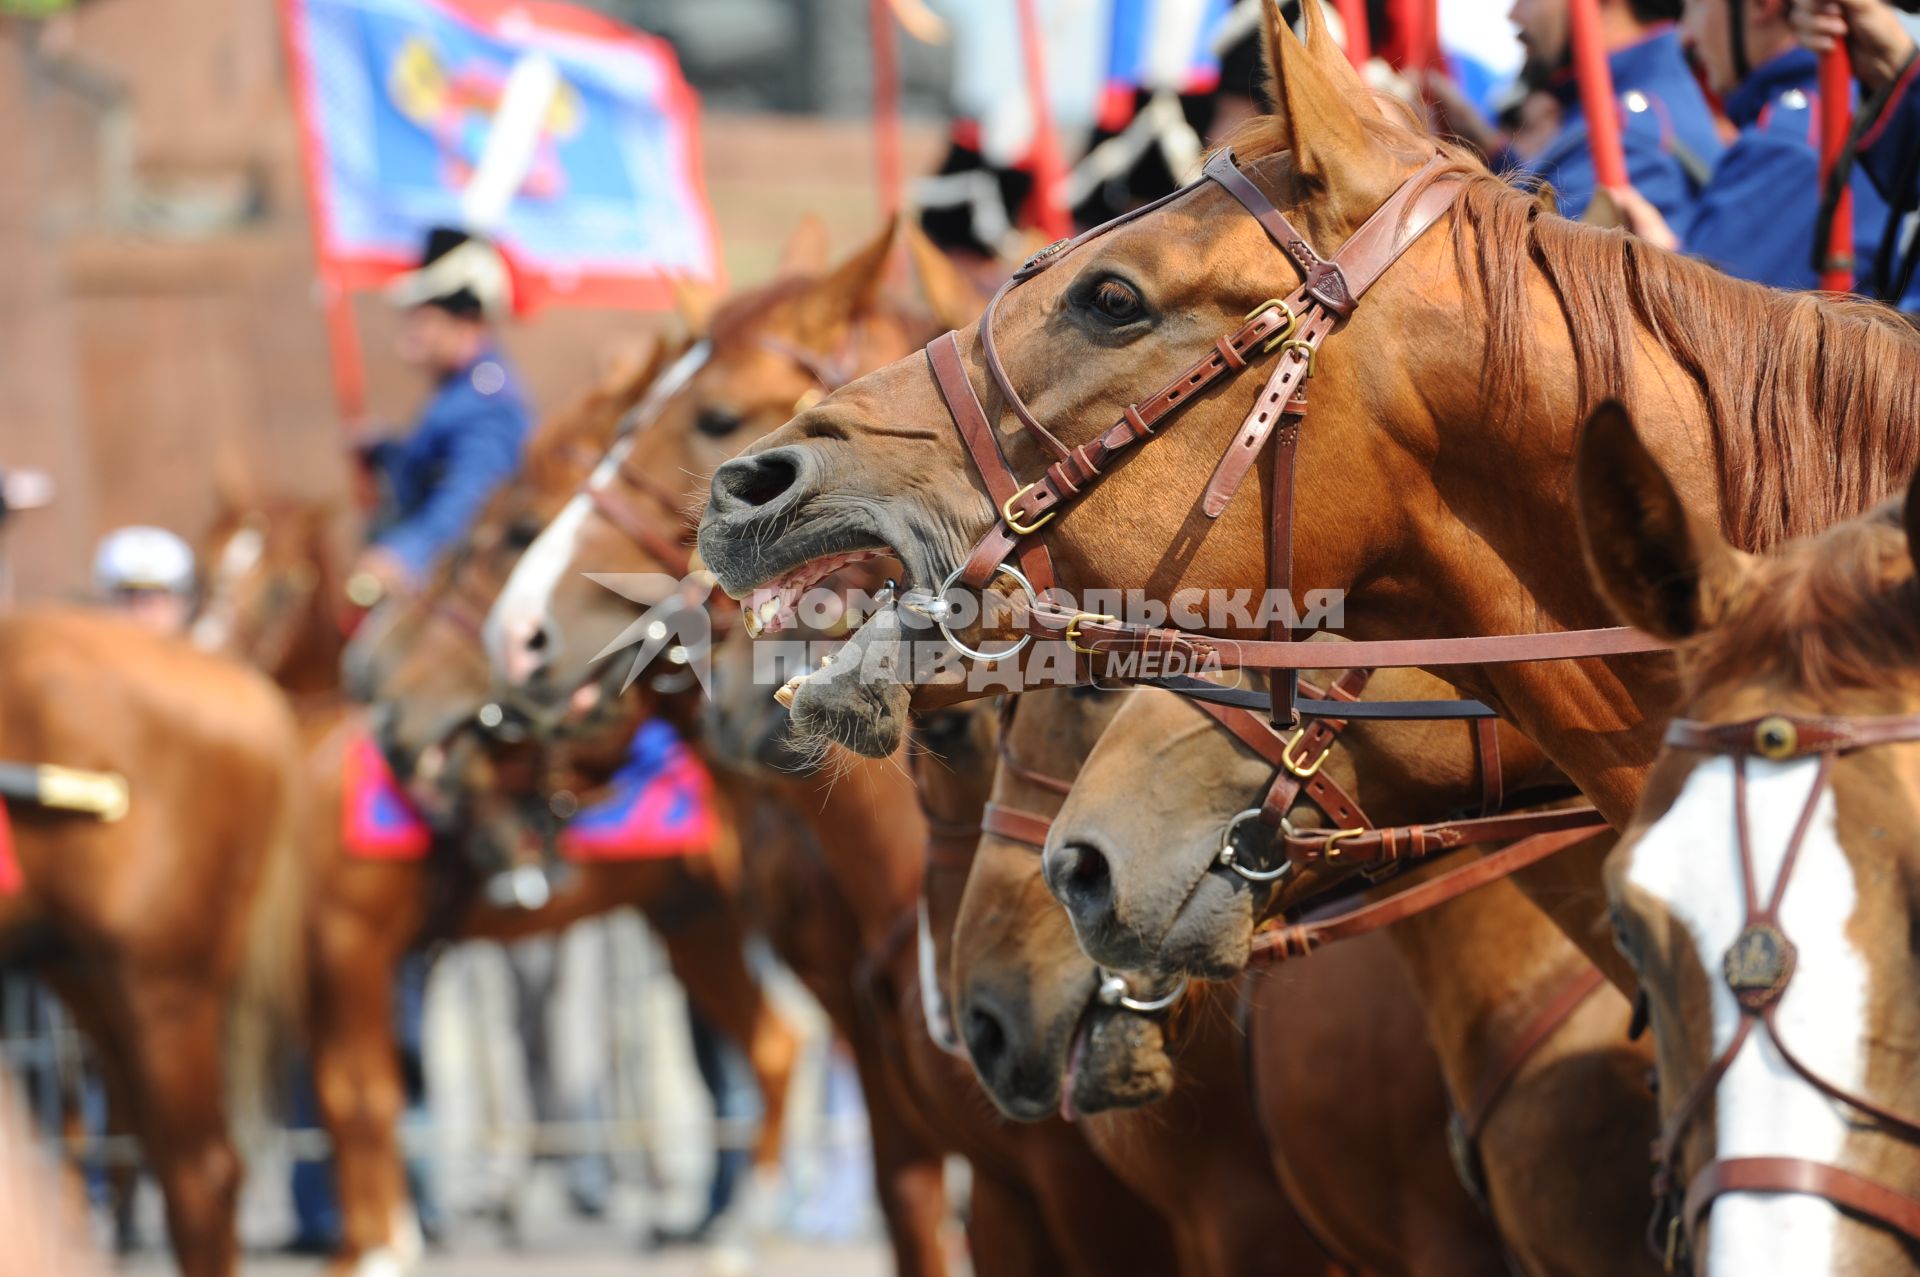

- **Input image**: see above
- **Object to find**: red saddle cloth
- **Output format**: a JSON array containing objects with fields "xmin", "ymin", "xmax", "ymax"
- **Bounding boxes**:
[
  {"xmin": 557, "ymin": 719, "xmax": 715, "ymax": 862},
  {"xmin": 340, "ymin": 731, "xmax": 433, "ymax": 861},
  {"xmin": 0, "ymin": 801, "xmax": 18, "ymax": 896}
]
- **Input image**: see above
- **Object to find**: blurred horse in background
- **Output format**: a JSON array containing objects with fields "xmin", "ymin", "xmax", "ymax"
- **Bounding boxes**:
[{"xmin": 0, "ymin": 610, "xmax": 304, "ymax": 1277}]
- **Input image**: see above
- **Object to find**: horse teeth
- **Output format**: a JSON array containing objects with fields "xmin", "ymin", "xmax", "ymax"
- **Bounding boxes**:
[{"xmin": 773, "ymin": 670, "xmax": 808, "ymax": 709}]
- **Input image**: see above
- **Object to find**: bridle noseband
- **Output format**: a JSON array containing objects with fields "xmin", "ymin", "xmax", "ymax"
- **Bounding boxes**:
[
  {"xmin": 1649, "ymin": 711, "xmax": 1920, "ymax": 1271},
  {"xmin": 1175, "ymin": 673, "xmax": 1609, "ymax": 961}
]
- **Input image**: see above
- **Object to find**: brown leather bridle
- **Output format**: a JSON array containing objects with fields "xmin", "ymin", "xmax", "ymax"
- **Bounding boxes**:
[
  {"xmin": 1646, "ymin": 711, "xmax": 1920, "ymax": 1271},
  {"xmin": 922, "ymin": 145, "xmax": 1662, "ymax": 725},
  {"xmin": 1143, "ymin": 672, "xmax": 1613, "ymax": 960},
  {"xmin": 582, "ymin": 332, "xmax": 858, "ymax": 580}
]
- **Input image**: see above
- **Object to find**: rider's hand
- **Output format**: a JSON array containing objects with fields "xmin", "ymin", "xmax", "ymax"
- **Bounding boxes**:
[
  {"xmin": 1789, "ymin": 0, "xmax": 1917, "ymax": 91},
  {"xmin": 1609, "ymin": 186, "xmax": 1682, "ymax": 251}
]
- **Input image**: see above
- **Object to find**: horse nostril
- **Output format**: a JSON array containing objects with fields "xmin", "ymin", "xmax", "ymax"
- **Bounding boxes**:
[
  {"xmin": 526, "ymin": 624, "xmax": 549, "ymax": 653},
  {"xmin": 711, "ymin": 452, "xmax": 800, "ymax": 513},
  {"xmin": 966, "ymin": 1003, "xmax": 1008, "ymax": 1073},
  {"xmin": 1055, "ymin": 842, "xmax": 1113, "ymax": 913}
]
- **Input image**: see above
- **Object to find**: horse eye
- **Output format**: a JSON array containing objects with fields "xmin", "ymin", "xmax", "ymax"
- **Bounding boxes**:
[
  {"xmin": 696, "ymin": 407, "xmax": 745, "ymax": 438},
  {"xmin": 1090, "ymin": 278, "xmax": 1144, "ymax": 324},
  {"xmin": 504, "ymin": 518, "xmax": 543, "ymax": 550}
]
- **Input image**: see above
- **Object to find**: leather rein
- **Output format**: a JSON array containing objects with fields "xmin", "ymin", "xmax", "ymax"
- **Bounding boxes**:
[
  {"xmin": 1648, "ymin": 711, "xmax": 1920, "ymax": 1270},
  {"xmin": 923, "ymin": 145, "xmax": 1663, "ymax": 726}
]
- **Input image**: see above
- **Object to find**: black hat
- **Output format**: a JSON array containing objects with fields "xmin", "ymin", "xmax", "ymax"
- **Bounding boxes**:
[{"xmin": 386, "ymin": 224, "xmax": 512, "ymax": 320}]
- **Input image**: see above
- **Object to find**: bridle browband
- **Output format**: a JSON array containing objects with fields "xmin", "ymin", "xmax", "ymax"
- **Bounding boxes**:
[
  {"xmin": 923, "ymin": 145, "xmax": 1662, "ymax": 724},
  {"xmin": 1646, "ymin": 710, "xmax": 1920, "ymax": 1270}
]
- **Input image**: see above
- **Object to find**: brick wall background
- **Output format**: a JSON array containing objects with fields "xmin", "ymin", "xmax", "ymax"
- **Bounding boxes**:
[{"xmin": 0, "ymin": 0, "xmax": 943, "ymax": 600}]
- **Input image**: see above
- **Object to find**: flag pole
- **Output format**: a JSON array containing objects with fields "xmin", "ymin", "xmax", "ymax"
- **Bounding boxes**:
[
  {"xmin": 1817, "ymin": 44, "xmax": 1855, "ymax": 290},
  {"xmin": 1568, "ymin": 0, "xmax": 1629, "ymax": 190},
  {"xmin": 1013, "ymin": 0, "xmax": 1073, "ymax": 240}
]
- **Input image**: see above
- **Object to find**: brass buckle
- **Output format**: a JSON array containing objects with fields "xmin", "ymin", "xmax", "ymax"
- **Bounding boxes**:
[
  {"xmin": 1279, "ymin": 338, "xmax": 1317, "ymax": 377},
  {"xmin": 1320, "ymin": 827, "xmax": 1366, "ymax": 861},
  {"xmin": 1280, "ymin": 728, "xmax": 1333, "ymax": 778},
  {"xmin": 1243, "ymin": 298, "xmax": 1300, "ymax": 354},
  {"xmin": 1065, "ymin": 612, "xmax": 1118, "ymax": 656},
  {"xmin": 1002, "ymin": 482, "xmax": 1054, "ymax": 536}
]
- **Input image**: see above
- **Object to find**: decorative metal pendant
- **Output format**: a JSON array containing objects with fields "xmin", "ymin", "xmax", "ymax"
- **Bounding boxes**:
[
  {"xmin": 1752, "ymin": 716, "xmax": 1799, "ymax": 761},
  {"xmin": 1723, "ymin": 921, "xmax": 1797, "ymax": 1010}
]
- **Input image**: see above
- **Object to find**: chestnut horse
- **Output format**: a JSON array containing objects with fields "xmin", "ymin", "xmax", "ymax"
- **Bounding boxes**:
[
  {"xmin": 0, "ymin": 610, "xmax": 304, "ymax": 1277},
  {"xmin": 1576, "ymin": 403, "xmax": 1920, "ymax": 1275},
  {"xmin": 951, "ymin": 686, "xmax": 1471, "ymax": 1276},
  {"xmin": 367, "ymin": 220, "xmax": 1017, "ymax": 1275},
  {"xmin": 688, "ymin": 0, "xmax": 1920, "ymax": 992},
  {"xmin": 1051, "ymin": 672, "xmax": 1658, "ymax": 1273},
  {"xmin": 200, "ymin": 357, "xmax": 799, "ymax": 1275},
  {"xmin": 703, "ymin": 660, "xmax": 1181, "ymax": 1276}
]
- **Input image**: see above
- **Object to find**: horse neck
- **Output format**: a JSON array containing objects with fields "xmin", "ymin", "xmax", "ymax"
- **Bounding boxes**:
[
  {"xmin": 1358, "ymin": 264, "xmax": 1731, "ymax": 824},
  {"xmin": 778, "ymin": 755, "xmax": 924, "ymax": 951}
]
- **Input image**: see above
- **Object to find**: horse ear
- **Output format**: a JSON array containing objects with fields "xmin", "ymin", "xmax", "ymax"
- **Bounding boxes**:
[
  {"xmin": 672, "ymin": 276, "xmax": 721, "ymax": 337},
  {"xmin": 904, "ymin": 221, "xmax": 991, "ymax": 331},
  {"xmin": 1575, "ymin": 400, "xmax": 1745, "ymax": 641},
  {"xmin": 1297, "ymin": 0, "xmax": 1381, "ymax": 114},
  {"xmin": 1259, "ymin": 0, "xmax": 1382, "ymax": 185},
  {"xmin": 794, "ymin": 215, "xmax": 900, "ymax": 334},
  {"xmin": 775, "ymin": 215, "xmax": 833, "ymax": 278}
]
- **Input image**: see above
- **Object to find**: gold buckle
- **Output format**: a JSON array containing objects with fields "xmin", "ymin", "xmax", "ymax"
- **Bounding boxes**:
[
  {"xmin": 1242, "ymin": 298, "xmax": 1300, "ymax": 354},
  {"xmin": 1065, "ymin": 612, "xmax": 1118, "ymax": 656},
  {"xmin": 1279, "ymin": 338, "xmax": 1317, "ymax": 377},
  {"xmin": 1320, "ymin": 827, "xmax": 1367, "ymax": 861},
  {"xmin": 1280, "ymin": 728, "xmax": 1333, "ymax": 778},
  {"xmin": 1002, "ymin": 482, "xmax": 1054, "ymax": 536}
]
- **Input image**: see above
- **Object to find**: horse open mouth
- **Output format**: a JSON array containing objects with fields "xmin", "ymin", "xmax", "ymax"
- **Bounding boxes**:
[{"xmin": 741, "ymin": 548, "xmax": 893, "ymax": 637}]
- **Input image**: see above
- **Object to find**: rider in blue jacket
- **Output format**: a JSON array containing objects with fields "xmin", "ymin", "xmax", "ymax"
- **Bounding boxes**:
[
  {"xmin": 1615, "ymin": 0, "xmax": 1902, "ymax": 292},
  {"xmin": 1789, "ymin": 0, "xmax": 1920, "ymax": 298},
  {"xmin": 353, "ymin": 227, "xmax": 531, "ymax": 596},
  {"xmin": 1507, "ymin": 0, "xmax": 1726, "ymax": 221}
]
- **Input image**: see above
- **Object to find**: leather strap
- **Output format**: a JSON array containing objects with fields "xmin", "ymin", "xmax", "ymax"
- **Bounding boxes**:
[
  {"xmin": 1685, "ymin": 1158, "xmax": 1920, "ymax": 1248},
  {"xmin": 1033, "ymin": 605, "xmax": 1665, "ymax": 669},
  {"xmin": 1457, "ymin": 963, "xmax": 1608, "ymax": 1141},
  {"xmin": 929, "ymin": 333, "xmax": 1059, "ymax": 595},
  {"xmin": 589, "ymin": 479, "xmax": 694, "ymax": 577},
  {"xmin": 1666, "ymin": 712, "xmax": 1920, "ymax": 758},
  {"xmin": 981, "ymin": 801, "xmax": 1053, "ymax": 851},
  {"xmin": 1283, "ymin": 806, "xmax": 1610, "ymax": 869},
  {"xmin": 1475, "ymin": 719, "xmax": 1504, "ymax": 819},
  {"xmin": 1248, "ymin": 824, "xmax": 1610, "ymax": 961}
]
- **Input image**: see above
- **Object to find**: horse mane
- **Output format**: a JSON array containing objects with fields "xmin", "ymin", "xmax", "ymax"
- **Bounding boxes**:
[
  {"xmin": 1682, "ymin": 499, "xmax": 1920, "ymax": 697},
  {"xmin": 1222, "ymin": 110, "xmax": 1920, "ymax": 553}
]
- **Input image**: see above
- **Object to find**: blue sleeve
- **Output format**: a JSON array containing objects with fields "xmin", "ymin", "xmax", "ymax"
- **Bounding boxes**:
[
  {"xmin": 1680, "ymin": 133, "xmax": 1821, "ymax": 290},
  {"xmin": 1540, "ymin": 140, "xmax": 1600, "ymax": 219},
  {"xmin": 1619, "ymin": 126, "xmax": 1697, "ymax": 226},
  {"xmin": 1860, "ymin": 65, "xmax": 1920, "ymax": 209},
  {"xmin": 1526, "ymin": 121, "xmax": 1694, "ymax": 223},
  {"xmin": 374, "ymin": 401, "xmax": 526, "ymax": 578}
]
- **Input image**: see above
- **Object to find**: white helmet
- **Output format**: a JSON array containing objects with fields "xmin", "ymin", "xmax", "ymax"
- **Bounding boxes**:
[{"xmin": 92, "ymin": 526, "xmax": 196, "ymax": 596}]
